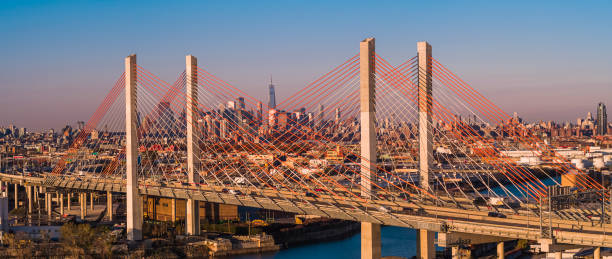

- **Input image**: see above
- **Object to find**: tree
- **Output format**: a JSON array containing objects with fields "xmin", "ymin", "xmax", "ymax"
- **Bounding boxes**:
[{"xmin": 60, "ymin": 223, "xmax": 113, "ymax": 257}]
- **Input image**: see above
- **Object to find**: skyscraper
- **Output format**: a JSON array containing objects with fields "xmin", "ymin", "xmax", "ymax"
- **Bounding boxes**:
[
  {"xmin": 237, "ymin": 97, "xmax": 245, "ymax": 110},
  {"xmin": 268, "ymin": 76, "xmax": 276, "ymax": 110},
  {"xmin": 597, "ymin": 102, "xmax": 607, "ymax": 135},
  {"xmin": 257, "ymin": 101, "xmax": 263, "ymax": 125}
]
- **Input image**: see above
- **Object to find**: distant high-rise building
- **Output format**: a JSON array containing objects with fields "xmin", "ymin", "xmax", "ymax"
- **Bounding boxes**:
[
  {"xmin": 597, "ymin": 102, "xmax": 607, "ymax": 135},
  {"xmin": 335, "ymin": 108, "xmax": 341, "ymax": 124},
  {"xmin": 257, "ymin": 101, "xmax": 263, "ymax": 125},
  {"xmin": 317, "ymin": 104, "xmax": 325, "ymax": 128},
  {"xmin": 268, "ymin": 76, "xmax": 276, "ymax": 110},
  {"xmin": 18, "ymin": 128, "xmax": 26, "ymax": 138},
  {"xmin": 227, "ymin": 101, "xmax": 236, "ymax": 110},
  {"xmin": 77, "ymin": 121, "xmax": 85, "ymax": 131},
  {"xmin": 237, "ymin": 97, "xmax": 245, "ymax": 110}
]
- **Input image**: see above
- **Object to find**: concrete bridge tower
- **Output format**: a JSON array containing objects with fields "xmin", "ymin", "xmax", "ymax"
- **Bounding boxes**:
[
  {"xmin": 417, "ymin": 41, "xmax": 435, "ymax": 259},
  {"xmin": 125, "ymin": 54, "xmax": 143, "ymax": 241},
  {"xmin": 360, "ymin": 37, "xmax": 381, "ymax": 259},
  {"xmin": 186, "ymin": 55, "xmax": 201, "ymax": 235}
]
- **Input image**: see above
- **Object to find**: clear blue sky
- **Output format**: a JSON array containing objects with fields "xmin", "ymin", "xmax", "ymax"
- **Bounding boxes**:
[{"xmin": 1, "ymin": 0, "xmax": 611, "ymax": 130}]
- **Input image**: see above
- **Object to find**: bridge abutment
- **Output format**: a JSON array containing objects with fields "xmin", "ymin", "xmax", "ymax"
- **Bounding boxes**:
[{"xmin": 359, "ymin": 38, "xmax": 381, "ymax": 259}]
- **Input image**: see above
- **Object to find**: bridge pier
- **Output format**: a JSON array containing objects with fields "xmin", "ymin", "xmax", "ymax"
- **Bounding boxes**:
[
  {"xmin": 451, "ymin": 246, "xmax": 460, "ymax": 259},
  {"xmin": 359, "ymin": 38, "xmax": 381, "ymax": 259},
  {"xmin": 171, "ymin": 198, "xmax": 176, "ymax": 222},
  {"xmin": 125, "ymin": 54, "xmax": 143, "ymax": 241},
  {"xmin": 14, "ymin": 184, "xmax": 18, "ymax": 209},
  {"xmin": 417, "ymin": 229, "xmax": 435, "ymax": 259},
  {"xmin": 185, "ymin": 55, "xmax": 200, "ymax": 236},
  {"xmin": 59, "ymin": 193, "xmax": 64, "ymax": 216},
  {"xmin": 594, "ymin": 247, "xmax": 601, "ymax": 259},
  {"xmin": 89, "ymin": 192, "xmax": 94, "ymax": 211},
  {"xmin": 497, "ymin": 241, "xmax": 504, "ymax": 259},
  {"xmin": 43, "ymin": 192, "xmax": 47, "ymax": 211},
  {"xmin": 107, "ymin": 191, "xmax": 113, "ymax": 221},
  {"xmin": 27, "ymin": 185, "xmax": 33, "ymax": 214},
  {"xmin": 80, "ymin": 192, "xmax": 87, "ymax": 219},
  {"xmin": 44, "ymin": 192, "xmax": 49, "ymax": 218},
  {"xmin": 361, "ymin": 222, "xmax": 381, "ymax": 259},
  {"xmin": 47, "ymin": 192, "xmax": 53, "ymax": 220}
]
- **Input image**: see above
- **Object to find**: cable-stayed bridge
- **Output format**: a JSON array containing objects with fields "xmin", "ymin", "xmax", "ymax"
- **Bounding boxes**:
[{"xmin": 1, "ymin": 39, "xmax": 610, "ymax": 259}]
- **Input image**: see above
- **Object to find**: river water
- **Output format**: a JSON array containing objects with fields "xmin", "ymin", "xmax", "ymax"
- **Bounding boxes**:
[{"xmin": 231, "ymin": 226, "xmax": 423, "ymax": 259}]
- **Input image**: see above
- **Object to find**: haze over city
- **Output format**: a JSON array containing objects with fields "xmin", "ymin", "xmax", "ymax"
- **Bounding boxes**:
[{"xmin": 1, "ymin": 0, "xmax": 611, "ymax": 130}]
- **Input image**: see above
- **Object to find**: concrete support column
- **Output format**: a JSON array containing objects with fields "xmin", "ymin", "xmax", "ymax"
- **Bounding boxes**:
[
  {"xmin": 44, "ymin": 192, "xmax": 49, "ymax": 212},
  {"xmin": 186, "ymin": 55, "xmax": 200, "ymax": 236},
  {"xmin": 67, "ymin": 193, "xmax": 71, "ymax": 210},
  {"xmin": 14, "ymin": 184, "xmax": 18, "ymax": 209},
  {"xmin": 43, "ymin": 192, "xmax": 48, "ymax": 211},
  {"xmin": 80, "ymin": 193, "xmax": 86, "ymax": 220},
  {"xmin": 359, "ymin": 38, "xmax": 381, "ymax": 259},
  {"xmin": 107, "ymin": 191, "xmax": 113, "ymax": 221},
  {"xmin": 594, "ymin": 247, "xmax": 601, "ymax": 259},
  {"xmin": 451, "ymin": 246, "xmax": 460, "ymax": 259},
  {"xmin": 89, "ymin": 192, "xmax": 94, "ymax": 211},
  {"xmin": 497, "ymin": 242, "xmax": 504, "ymax": 259},
  {"xmin": 34, "ymin": 186, "xmax": 38, "ymax": 203},
  {"xmin": 47, "ymin": 192, "xmax": 52, "ymax": 219},
  {"xmin": 361, "ymin": 222, "xmax": 381, "ymax": 259},
  {"xmin": 416, "ymin": 229, "xmax": 435, "ymax": 259},
  {"xmin": 27, "ymin": 186, "xmax": 33, "ymax": 214},
  {"xmin": 171, "ymin": 198, "xmax": 176, "ymax": 222},
  {"xmin": 554, "ymin": 252, "xmax": 562, "ymax": 259},
  {"xmin": 125, "ymin": 54, "xmax": 142, "ymax": 241},
  {"xmin": 59, "ymin": 193, "xmax": 64, "ymax": 216}
]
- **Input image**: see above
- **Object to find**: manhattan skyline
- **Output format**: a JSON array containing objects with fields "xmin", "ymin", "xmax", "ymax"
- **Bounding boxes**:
[{"xmin": 1, "ymin": 0, "xmax": 611, "ymax": 129}]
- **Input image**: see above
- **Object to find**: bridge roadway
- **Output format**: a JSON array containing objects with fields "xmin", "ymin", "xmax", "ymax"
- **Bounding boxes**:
[{"xmin": 1, "ymin": 172, "xmax": 610, "ymax": 248}]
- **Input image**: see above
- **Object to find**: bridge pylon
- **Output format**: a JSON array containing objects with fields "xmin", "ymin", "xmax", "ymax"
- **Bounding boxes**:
[
  {"xmin": 125, "ymin": 54, "xmax": 143, "ymax": 241},
  {"xmin": 416, "ymin": 41, "xmax": 435, "ymax": 259},
  {"xmin": 186, "ymin": 55, "xmax": 201, "ymax": 235},
  {"xmin": 359, "ymin": 37, "xmax": 381, "ymax": 259}
]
